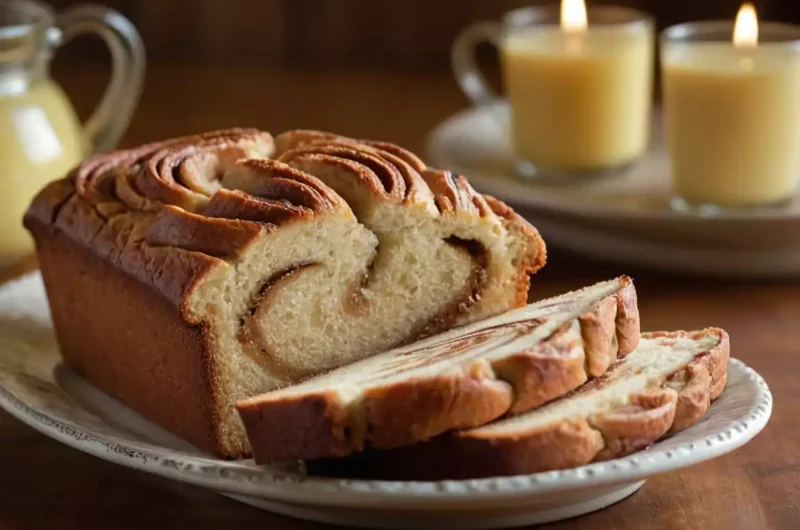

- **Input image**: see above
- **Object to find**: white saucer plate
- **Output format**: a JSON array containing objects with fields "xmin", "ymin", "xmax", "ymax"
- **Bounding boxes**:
[
  {"xmin": 426, "ymin": 102, "xmax": 800, "ymax": 277},
  {"xmin": 0, "ymin": 274, "xmax": 773, "ymax": 529}
]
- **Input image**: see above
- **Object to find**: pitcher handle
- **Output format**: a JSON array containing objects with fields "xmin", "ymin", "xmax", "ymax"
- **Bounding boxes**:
[{"xmin": 53, "ymin": 5, "xmax": 145, "ymax": 154}]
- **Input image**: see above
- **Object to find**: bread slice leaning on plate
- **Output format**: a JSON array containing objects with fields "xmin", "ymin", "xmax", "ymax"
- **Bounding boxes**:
[
  {"xmin": 237, "ymin": 276, "xmax": 640, "ymax": 464},
  {"xmin": 307, "ymin": 328, "xmax": 730, "ymax": 480}
]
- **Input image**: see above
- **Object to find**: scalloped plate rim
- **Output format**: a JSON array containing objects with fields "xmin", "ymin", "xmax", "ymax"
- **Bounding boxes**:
[{"xmin": 0, "ymin": 272, "xmax": 775, "ymax": 508}]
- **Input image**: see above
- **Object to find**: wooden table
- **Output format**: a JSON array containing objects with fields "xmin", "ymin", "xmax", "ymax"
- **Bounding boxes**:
[{"xmin": 1, "ymin": 64, "xmax": 797, "ymax": 530}]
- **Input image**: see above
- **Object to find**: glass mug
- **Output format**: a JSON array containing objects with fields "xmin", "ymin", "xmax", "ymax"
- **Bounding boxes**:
[
  {"xmin": 662, "ymin": 20, "xmax": 800, "ymax": 211},
  {"xmin": 0, "ymin": 0, "xmax": 144, "ymax": 264},
  {"xmin": 452, "ymin": 5, "xmax": 654, "ymax": 181}
]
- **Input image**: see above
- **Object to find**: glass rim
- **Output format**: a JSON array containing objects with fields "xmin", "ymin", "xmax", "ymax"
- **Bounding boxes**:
[
  {"xmin": 501, "ymin": 5, "xmax": 653, "ymax": 31},
  {"xmin": 0, "ymin": 0, "xmax": 54, "ymax": 41},
  {"xmin": 662, "ymin": 20, "xmax": 800, "ymax": 46}
]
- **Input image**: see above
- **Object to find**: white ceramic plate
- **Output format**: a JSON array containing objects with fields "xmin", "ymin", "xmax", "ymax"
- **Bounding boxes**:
[
  {"xmin": 0, "ymin": 273, "xmax": 773, "ymax": 529},
  {"xmin": 426, "ymin": 102, "xmax": 800, "ymax": 277}
]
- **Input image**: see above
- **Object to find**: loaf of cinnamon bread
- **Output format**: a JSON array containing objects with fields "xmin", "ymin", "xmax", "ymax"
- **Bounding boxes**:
[{"xmin": 23, "ymin": 128, "xmax": 546, "ymax": 458}]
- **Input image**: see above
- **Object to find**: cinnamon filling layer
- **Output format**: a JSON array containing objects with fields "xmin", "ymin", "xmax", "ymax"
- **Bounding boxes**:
[
  {"xmin": 412, "ymin": 236, "xmax": 489, "ymax": 339},
  {"xmin": 237, "ymin": 263, "xmax": 318, "ymax": 379},
  {"xmin": 232, "ymin": 236, "xmax": 491, "ymax": 383},
  {"xmin": 375, "ymin": 319, "xmax": 544, "ymax": 378}
]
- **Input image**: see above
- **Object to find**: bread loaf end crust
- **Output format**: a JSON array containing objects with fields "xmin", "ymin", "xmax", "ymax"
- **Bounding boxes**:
[
  {"xmin": 27, "ymin": 219, "xmax": 230, "ymax": 457},
  {"xmin": 482, "ymin": 194, "xmax": 547, "ymax": 307}
]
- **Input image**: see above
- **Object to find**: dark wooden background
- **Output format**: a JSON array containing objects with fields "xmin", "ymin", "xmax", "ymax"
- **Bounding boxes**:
[{"xmin": 47, "ymin": 0, "xmax": 800, "ymax": 71}]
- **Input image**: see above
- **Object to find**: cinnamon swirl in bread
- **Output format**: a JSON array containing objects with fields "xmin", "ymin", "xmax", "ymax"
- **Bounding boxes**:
[
  {"xmin": 237, "ymin": 276, "xmax": 639, "ymax": 464},
  {"xmin": 23, "ymin": 128, "xmax": 545, "ymax": 458}
]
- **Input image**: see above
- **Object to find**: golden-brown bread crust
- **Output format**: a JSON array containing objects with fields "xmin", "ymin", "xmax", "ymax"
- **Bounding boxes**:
[
  {"xmin": 613, "ymin": 277, "xmax": 640, "ymax": 357},
  {"xmin": 481, "ymin": 194, "xmax": 547, "ymax": 308},
  {"xmin": 24, "ymin": 127, "xmax": 546, "ymax": 458},
  {"xmin": 273, "ymin": 129, "xmax": 429, "ymax": 173},
  {"xmin": 25, "ymin": 127, "xmax": 543, "ymax": 318},
  {"xmin": 306, "ymin": 328, "xmax": 729, "ymax": 480},
  {"xmin": 25, "ymin": 129, "xmax": 288, "ymax": 319},
  {"xmin": 236, "ymin": 278, "xmax": 639, "ymax": 464},
  {"xmin": 239, "ymin": 365, "xmax": 517, "ymax": 463},
  {"xmin": 32, "ymin": 227, "xmax": 224, "ymax": 455}
]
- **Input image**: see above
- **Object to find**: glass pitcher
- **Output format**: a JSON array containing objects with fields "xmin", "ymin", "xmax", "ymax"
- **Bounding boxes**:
[{"xmin": 0, "ymin": 0, "xmax": 144, "ymax": 265}]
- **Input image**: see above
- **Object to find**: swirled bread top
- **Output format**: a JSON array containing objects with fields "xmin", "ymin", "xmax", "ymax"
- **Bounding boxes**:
[{"xmin": 24, "ymin": 128, "xmax": 544, "ymax": 318}]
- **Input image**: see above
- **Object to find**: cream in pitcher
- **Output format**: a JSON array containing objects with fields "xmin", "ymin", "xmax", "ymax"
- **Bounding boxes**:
[
  {"xmin": 0, "ymin": 0, "xmax": 144, "ymax": 264},
  {"xmin": 0, "ymin": 78, "xmax": 85, "ymax": 261}
]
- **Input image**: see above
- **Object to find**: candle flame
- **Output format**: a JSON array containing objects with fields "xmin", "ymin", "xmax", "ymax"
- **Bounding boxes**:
[
  {"xmin": 561, "ymin": 0, "xmax": 588, "ymax": 33},
  {"xmin": 733, "ymin": 3, "xmax": 758, "ymax": 48}
]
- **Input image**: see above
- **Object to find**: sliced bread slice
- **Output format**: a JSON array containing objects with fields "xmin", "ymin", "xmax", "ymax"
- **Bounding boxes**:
[
  {"xmin": 307, "ymin": 328, "xmax": 729, "ymax": 480},
  {"xmin": 236, "ymin": 276, "xmax": 640, "ymax": 464}
]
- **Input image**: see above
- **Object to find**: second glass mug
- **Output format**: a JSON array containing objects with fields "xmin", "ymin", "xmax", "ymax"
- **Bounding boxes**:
[
  {"xmin": 452, "ymin": 5, "xmax": 654, "ymax": 181},
  {"xmin": 661, "ymin": 19, "xmax": 800, "ymax": 211},
  {"xmin": 0, "ymin": 0, "xmax": 144, "ymax": 264}
]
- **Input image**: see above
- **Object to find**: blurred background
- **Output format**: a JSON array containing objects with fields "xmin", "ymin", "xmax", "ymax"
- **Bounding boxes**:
[
  {"xmin": 47, "ymin": 0, "xmax": 800, "ymax": 71},
  {"xmin": 3, "ymin": 0, "xmax": 800, "ymax": 279},
  {"xmin": 47, "ymin": 0, "xmax": 800, "ymax": 151}
]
